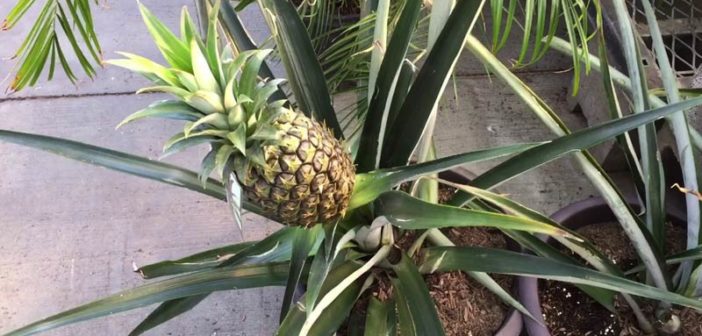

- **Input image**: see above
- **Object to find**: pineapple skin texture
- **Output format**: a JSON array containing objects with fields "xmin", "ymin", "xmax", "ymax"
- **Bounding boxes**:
[{"xmin": 232, "ymin": 109, "xmax": 355, "ymax": 227}]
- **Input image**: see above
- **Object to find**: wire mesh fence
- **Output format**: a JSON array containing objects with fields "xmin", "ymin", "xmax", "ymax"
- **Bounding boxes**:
[{"xmin": 627, "ymin": 0, "xmax": 702, "ymax": 81}]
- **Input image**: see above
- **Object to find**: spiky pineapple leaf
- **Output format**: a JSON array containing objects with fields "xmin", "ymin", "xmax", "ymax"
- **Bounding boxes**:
[
  {"xmin": 179, "ymin": 6, "xmax": 199, "ymax": 44},
  {"xmin": 449, "ymin": 96, "xmax": 702, "ymax": 207},
  {"xmin": 4, "ymin": 262, "xmax": 290, "ymax": 336},
  {"xmin": 355, "ymin": 0, "xmax": 422, "ymax": 173},
  {"xmin": 391, "ymin": 253, "xmax": 445, "ymax": 336},
  {"xmin": 161, "ymin": 132, "xmax": 222, "ymax": 158},
  {"xmin": 116, "ymin": 100, "xmax": 203, "ymax": 128},
  {"xmin": 190, "ymin": 38, "xmax": 221, "ymax": 94},
  {"xmin": 278, "ymin": 261, "xmax": 364, "ymax": 335},
  {"xmin": 281, "ymin": 225, "xmax": 323, "ymax": 322},
  {"xmin": 349, "ymin": 142, "xmax": 541, "ymax": 209},
  {"xmin": 136, "ymin": 85, "xmax": 191, "ymax": 98},
  {"xmin": 199, "ymin": 146, "xmax": 220, "ymax": 186},
  {"xmin": 239, "ymin": 49, "xmax": 274, "ymax": 98},
  {"xmin": 375, "ymin": 191, "xmax": 574, "ymax": 237},
  {"xmin": 380, "ymin": 0, "xmax": 485, "ymax": 168},
  {"xmin": 217, "ymin": 0, "xmax": 286, "ymax": 101},
  {"xmin": 137, "ymin": 1, "xmax": 191, "ymax": 71},
  {"xmin": 420, "ymin": 247, "xmax": 702, "ymax": 311},
  {"xmin": 0, "ymin": 129, "xmax": 265, "ymax": 215},
  {"xmin": 186, "ymin": 113, "xmax": 229, "ymax": 134},
  {"xmin": 227, "ymin": 124, "xmax": 248, "ymax": 154},
  {"xmin": 105, "ymin": 52, "xmax": 180, "ymax": 86},
  {"xmin": 259, "ymin": 0, "xmax": 342, "ymax": 138},
  {"xmin": 364, "ymin": 298, "xmax": 396, "ymax": 336},
  {"xmin": 128, "ymin": 295, "xmax": 208, "ymax": 336},
  {"xmin": 225, "ymin": 167, "xmax": 243, "ymax": 230}
]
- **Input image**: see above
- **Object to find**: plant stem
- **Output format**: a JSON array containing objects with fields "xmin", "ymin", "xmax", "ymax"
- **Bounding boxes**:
[{"xmin": 426, "ymin": 228, "xmax": 454, "ymax": 246}]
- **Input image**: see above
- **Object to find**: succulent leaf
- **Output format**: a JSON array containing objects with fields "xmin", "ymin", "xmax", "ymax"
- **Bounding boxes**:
[
  {"xmin": 105, "ymin": 52, "xmax": 179, "ymax": 86},
  {"xmin": 137, "ymin": 1, "xmax": 191, "ymax": 71},
  {"xmin": 117, "ymin": 100, "xmax": 202, "ymax": 129},
  {"xmin": 190, "ymin": 39, "xmax": 220, "ymax": 94},
  {"xmin": 184, "ymin": 90, "xmax": 225, "ymax": 114}
]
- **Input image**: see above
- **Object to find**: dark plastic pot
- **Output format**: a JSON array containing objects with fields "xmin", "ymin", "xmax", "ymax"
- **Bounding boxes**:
[
  {"xmin": 518, "ymin": 196, "xmax": 686, "ymax": 335},
  {"xmin": 439, "ymin": 168, "xmax": 524, "ymax": 336}
]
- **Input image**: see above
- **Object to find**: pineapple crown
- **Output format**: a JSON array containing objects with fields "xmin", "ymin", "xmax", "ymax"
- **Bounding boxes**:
[{"xmin": 106, "ymin": 1, "xmax": 289, "ymax": 185}]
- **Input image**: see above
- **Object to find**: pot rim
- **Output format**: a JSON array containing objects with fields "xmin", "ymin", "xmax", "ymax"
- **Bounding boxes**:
[{"xmin": 520, "ymin": 195, "xmax": 686, "ymax": 336}]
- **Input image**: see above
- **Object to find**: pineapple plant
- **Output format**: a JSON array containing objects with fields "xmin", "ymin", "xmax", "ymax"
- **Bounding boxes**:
[
  {"xmin": 5, "ymin": 0, "xmax": 702, "ymax": 335},
  {"xmin": 107, "ymin": 3, "xmax": 355, "ymax": 228}
]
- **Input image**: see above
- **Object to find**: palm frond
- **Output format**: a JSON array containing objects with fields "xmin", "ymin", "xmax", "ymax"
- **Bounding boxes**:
[
  {"xmin": 3, "ymin": 0, "xmax": 102, "ymax": 91},
  {"xmin": 485, "ymin": 0, "xmax": 599, "ymax": 92}
]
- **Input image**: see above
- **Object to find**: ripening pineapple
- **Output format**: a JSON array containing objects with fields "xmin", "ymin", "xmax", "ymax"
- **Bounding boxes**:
[{"xmin": 107, "ymin": 2, "xmax": 355, "ymax": 227}]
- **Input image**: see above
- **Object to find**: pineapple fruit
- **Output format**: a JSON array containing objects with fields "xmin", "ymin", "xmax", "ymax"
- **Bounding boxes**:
[{"xmin": 107, "ymin": 2, "xmax": 355, "ymax": 227}]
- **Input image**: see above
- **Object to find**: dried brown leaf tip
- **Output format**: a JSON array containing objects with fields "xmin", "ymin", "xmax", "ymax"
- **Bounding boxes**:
[
  {"xmin": 671, "ymin": 183, "xmax": 702, "ymax": 201},
  {"xmin": 1, "ymin": 20, "xmax": 9, "ymax": 31}
]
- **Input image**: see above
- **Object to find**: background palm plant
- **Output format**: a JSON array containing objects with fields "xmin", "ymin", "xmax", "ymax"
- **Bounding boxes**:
[
  {"xmin": 2, "ymin": 0, "xmax": 596, "ymax": 94},
  {"xmin": 4, "ymin": 0, "xmax": 702, "ymax": 335}
]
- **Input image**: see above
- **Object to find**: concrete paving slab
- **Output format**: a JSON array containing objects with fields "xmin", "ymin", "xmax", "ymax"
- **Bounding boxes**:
[
  {"xmin": 0, "ymin": 94, "xmax": 283, "ymax": 335},
  {"xmin": 435, "ymin": 72, "xmax": 599, "ymax": 215}
]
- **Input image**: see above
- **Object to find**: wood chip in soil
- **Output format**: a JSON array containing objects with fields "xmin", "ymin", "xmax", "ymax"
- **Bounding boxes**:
[{"xmin": 425, "ymin": 226, "xmax": 513, "ymax": 336}]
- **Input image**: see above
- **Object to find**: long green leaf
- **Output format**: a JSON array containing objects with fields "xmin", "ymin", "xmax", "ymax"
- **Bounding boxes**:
[
  {"xmin": 131, "ymin": 226, "xmax": 300, "ymax": 333},
  {"xmin": 0, "ymin": 130, "xmax": 255, "ymax": 208},
  {"xmin": 5, "ymin": 262, "xmax": 290, "ymax": 336},
  {"xmin": 277, "ymin": 261, "xmax": 363, "ymax": 335},
  {"xmin": 391, "ymin": 253, "xmax": 444, "ymax": 336},
  {"xmin": 116, "ymin": 100, "xmax": 203, "ymax": 128},
  {"xmin": 136, "ymin": 241, "xmax": 254, "ymax": 279},
  {"xmin": 463, "ymin": 96, "xmax": 702, "ymax": 196},
  {"xmin": 128, "ymin": 295, "xmax": 208, "ymax": 336},
  {"xmin": 385, "ymin": 60, "xmax": 415, "ymax": 138},
  {"xmin": 300, "ymin": 245, "xmax": 390, "ymax": 335},
  {"xmin": 367, "ymin": 0, "xmax": 390, "ymax": 104},
  {"xmin": 611, "ymin": 2, "xmax": 667, "ymax": 286},
  {"xmin": 305, "ymin": 226, "xmax": 356, "ymax": 315},
  {"xmin": 138, "ymin": 227, "xmax": 296, "ymax": 279},
  {"xmin": 596, "ymin": 25, "xmax": 645, "ymax": 206},
  {"xmin": 380, "ymin": 0, "xmax": 485, "ymax": 168},
  {"xmin": 281, "ymin": 225, "xmax": 323, "ymax": 322},
  {"xmin": 259, "ymin": 0, "xmax": 342, "ymax": 137},
  {"xmin": 640, "ymin": 0, "xmax": 701, "ymax": 291},
  {"xmin": 3, "ymin": 0, "xmax": 39, "ymax": 29},
  {"xmin": 461, "ymin": 35, "xmax": 671, "ymax": 310},
  {"xmin": 349, "ymin": 142, "xmax": 540, "ymax": 209},
  {"xmin": 364, "ymin": 298, "xmax": 395, "ymax": 336},
  {"xmin": 627, "ymin": 246, "xmax": 702, "ymax": 275},
  {"xmin": 375, "ymin": 191, "xmax": 575, "ymax": 237},
  {"xmin": 420, "ymin": 247, "xmax": 702, "ymax": 311},
  {"xmin": 356, "ymin": 0, "xmax": 422, "ymax": 172},
  {"xmin": 218, "ymin": 0, "xmax": 285, "ymax": 101}
]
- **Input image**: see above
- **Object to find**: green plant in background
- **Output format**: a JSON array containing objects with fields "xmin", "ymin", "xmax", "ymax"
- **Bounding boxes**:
[
  {"xmin": 4, "ymin": 0, "xmax": 702, "ymax": 335},
  {"xmin": 529, "ymin": 0, "xmax": 702, "ymax": 331},
  {"xmin": 1, "ymin": 0, "xmax": 101, "ymax": 91},
  {"xmin": 2, "ymin": 0, "xmax": 595, "ymax": 93}
]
